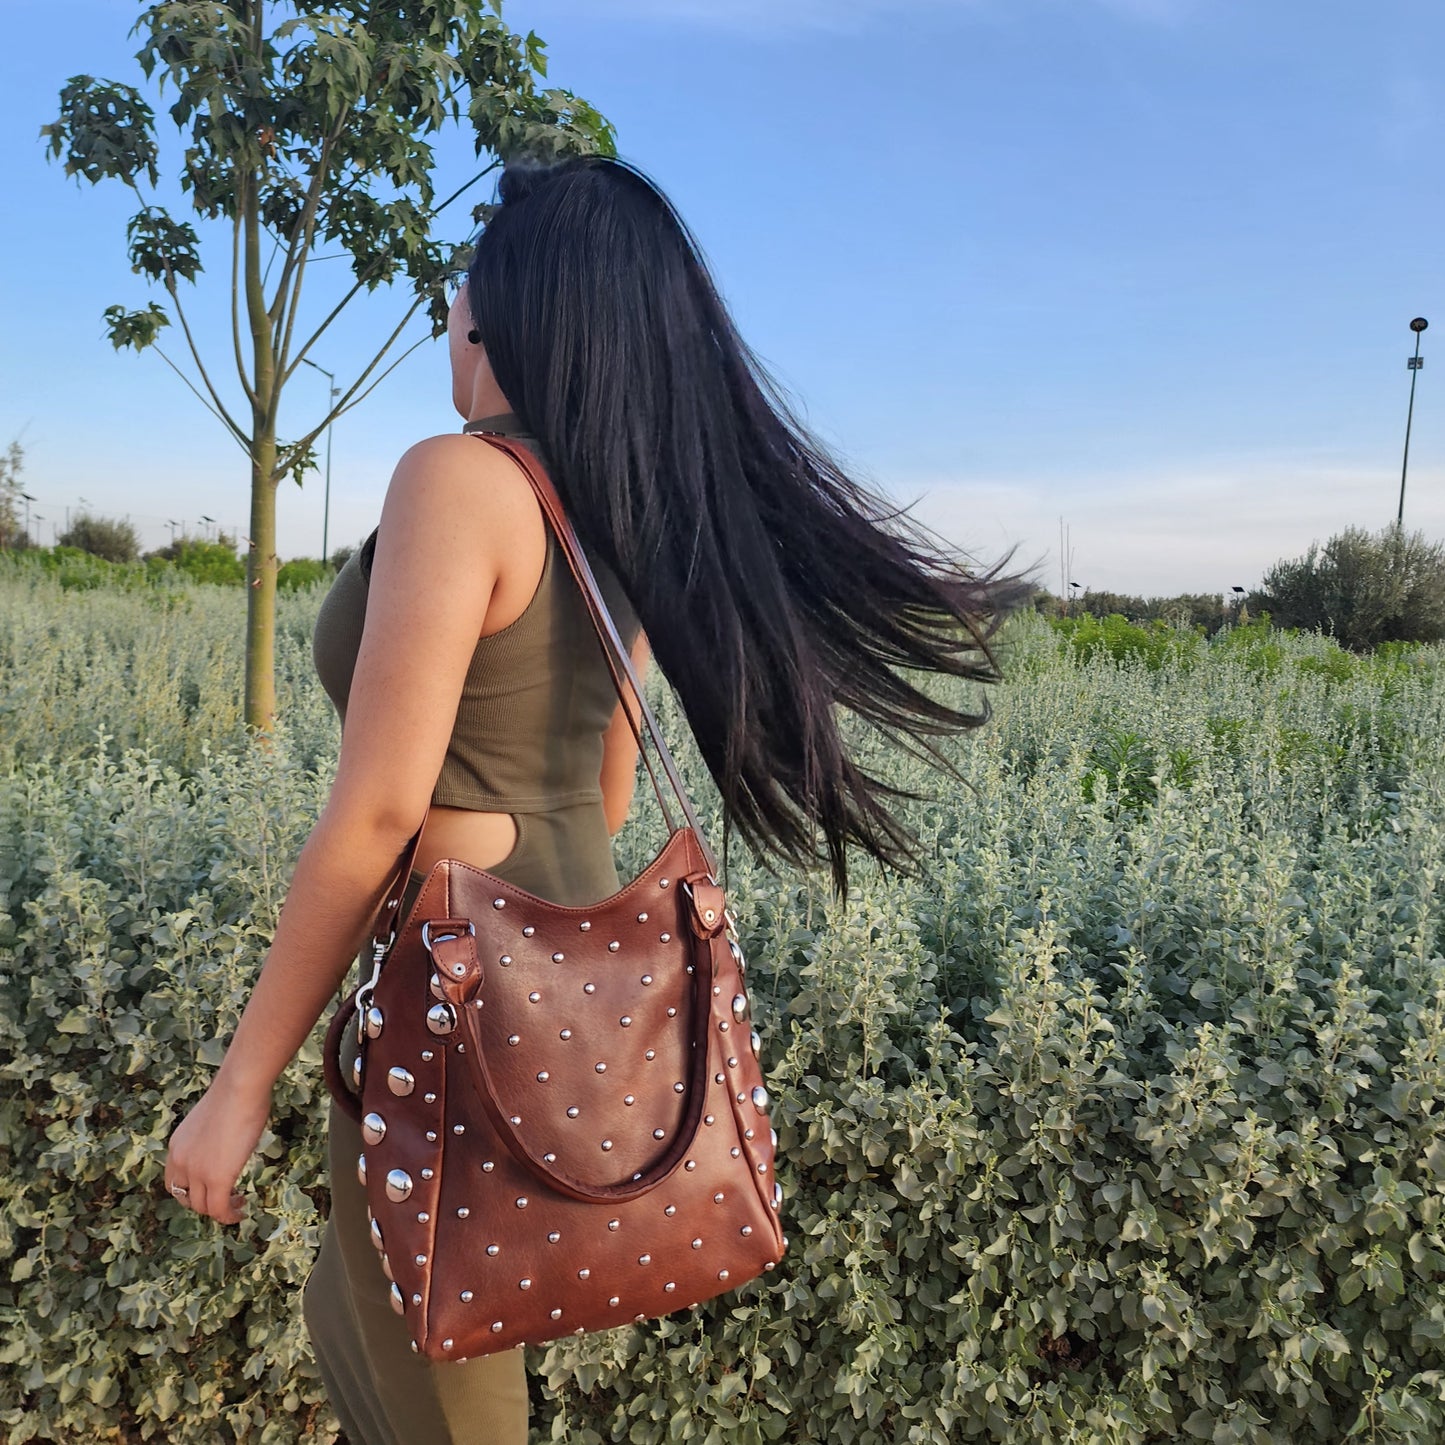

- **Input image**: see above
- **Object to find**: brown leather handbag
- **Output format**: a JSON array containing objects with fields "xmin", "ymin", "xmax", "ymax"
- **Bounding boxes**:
[{"xmin": 322, "ymin": 433, "xmax": 785, "ymax": 1362}]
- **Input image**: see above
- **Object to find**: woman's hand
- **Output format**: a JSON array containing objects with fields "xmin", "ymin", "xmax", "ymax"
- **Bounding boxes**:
[{"xmin": 164, "ymin": 1075, "xmax": 272, "ymax": 1225}]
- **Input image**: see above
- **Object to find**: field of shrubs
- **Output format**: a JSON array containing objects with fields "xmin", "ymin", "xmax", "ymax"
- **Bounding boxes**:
[{"xmin": 2, "ymin": 556, "xmax": 1444, "ymax": 1443}]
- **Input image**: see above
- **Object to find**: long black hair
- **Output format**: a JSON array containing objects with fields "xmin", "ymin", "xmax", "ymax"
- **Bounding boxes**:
[{"xmin": 468, "ymin": 155, "xmax": 1034, "ymax": 899}]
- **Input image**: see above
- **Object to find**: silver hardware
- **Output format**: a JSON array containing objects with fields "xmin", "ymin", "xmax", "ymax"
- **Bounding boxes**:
[
  {"xmin": 584, "ymin": 982, "xmax": 596, "ymax": 995},
  {"xmin": 551, "ymin": 1307, "xmax": 563, "ymax": 1320},
  {"xmin": 601, "ymin": 1139, "xmax": 613, "ymax": 1151},
  {"xmin": 771, "ymin": 1127, "xmax": 779, "ymax": 1147},
  {"xmin": 519, "ymin": 1278, "xmax": 532, "ymax": 1290},
  {"xmin": 741, "ymin": 1225, "xmax": 753, "ymax": 1237},
  {"xmin": 493, "ymin": 898, "xmax": 506, "ymax": 909},
  {"xmin": 544, "ymin": 1152, "xmax": 556, "ymax": 1163},
  {"xmin": 351, "ymin": 1055, "xmax": 363, "ymax": 1090},
  {"xmin": 362, "ymin": 1112, "xmax": 387, "ymax": 1146},
  {"xmin": 718, "ymin": 1270, "xmax": 729, "ymax": 1281},
  {"xmin": 752, "ymin": 1030, "xmax": 762, "ymax": 1054},
  {"xmin": 638, "ymin": 1253, "xmax": 651, "ymax": 1265},
  {"xmin": 487, "ymin": 1244, "xmax": 500, "ymax": 1255},
  {"xmin": 508, "ymin": 1034, "xmax": 521, "ymax": 1046},
  {"xmin": 674, "ymin": 1082, "xmax": 685, "ymax": 1094},
  {"xmin": 727, "ymin": 1057, "xmax": 738, "ymax": 1069},
  {"xmin": 660, "ymin": 878, "xmax": 669, "ymax": 888},
  {"xmin": 580, "ymin": 921, "xmax": 591, "ymax": 931},
  {"xmin": 421, "ymin": 1167, "xmax": 433, "ymax": 1179},
  {"xmin": 422, "ymin": 919, "xmax": 474, "ymax": 952},
  {"xmin": 370, "ymin": 1218, "xmax": 383, "ymax": 1249},
  {"xmin": 566, "ymin": 1106, "xmax": 580, "ymax": 1118},
  {"xmin": 522, "ymin": 925, "xmax": 535, "ymax": 937},
  {"xmin": 664, "ymin": 1205, "xmax": 677, "ymax": 1216},
  {"xmin": 387, "ymin": 1066, "xmax": 415, "ymax": 1096},
  {"xmin": 704, "ymin": 1114, "xmax": 715, "ymax": 1125},
  {"xmin": 421, "ymin": 1049, "xmax": 434, "ymax": 1061},
  {"xmin": 608, "ymin": 941, "xmax": 620, "ymax": 952},
  {"xmin": 691, "ymin": 1238, "xmax": 702, "ymax": 1249},
  {"xmin": 595, "ymin": 1062, "xmax": 607, "ymax": 1074},
  {"xmin": 389, "ymin": 1283, "xmax": 405, "ymax": 1315},
  {"xmin": 637, "ymin": 911, "xmax": 648, "ymax": 923},
  {"xmin": 548, "ymin": 1231, "xmax": 561, "ymax": 1243},
  {"xmin": 665, "ymin": 1281, "xmax": 676, "ymax": 1292},
  {"xmin": 685, "ymin": 1160, "xmax": 696, "ymax": 1171},
  {"xmin": 454, "ymin": 1124, "xmax": 465, "ymax": 1135},
  {"xmin": 732, "ymin": 994, "xmax": 748, "ymax": 1019},
  {"xmin": 381, "ymin": 1253, "xmax": 394, "ymax": 1281},
  {"xmin": 641, "ymin": 974, "xmax": 653, "ymax": 986},
  {"xmin": 457, "ymin": 1207, "xmax": 470, "ymax": 1219},
  {"xmin": 426, "ymin": 1002, "xmax": 457, "ymax": 1035},
  {"xmin": 624, "ymin": 1094, "xmax": 635, "ymax": 1106},
  {"xmin": 609, "ymin": 1296, "xmax": 621, "ymax": 1307},
  {"xmin": 415, "ymin": 1253, "xmax": 427, "ymax": 1266},
  {"xmin": 491, "ymin": 1321, "xmax": 504, "ymax": 1333},
  {"xmin": 529, "ymin": 991, "xmax": 542, "ymax": 1003},
  {"xmin": 516, "ymin": 1197, "xmax": 528, "ymax": 1208},
  {"xmin": 654, "ymin": 1128, "xmax": 666, "ymax": 1140},
  {"xmin": 578, "ymin": 1268, "xmax": 590, "ymax": 1280},
  {"xmin": 645, "ymin": 1049, "xmax": 656, "ymax": 1060},
  {"xmin": 510, "ymin": 1115, "xmax": 521, "ymax": 1125},
  {"xmin": 608, "ymin": 1219, "xmax": 621, "ymax": 1231},
  {"xmin": 660, "ymin": 932, "xmax": 671, "ymax": 943},
  {"xmin": 730, "ymin": 1147, "xmax": 740, "ymax": 1157},
  {"xmin": 560, "ymin": 1028, "xmax": 572, "ymax": 1040},
  {"xmin": 752, "ymin": 1085, "xmax": 769, "ymax": 1109},
  {"xmin": 499, "ymin": 954, "xmax": 512, "ymax": 966},
  {"xmin": 619, "ymin": 1015, "xmax": 632, "ymax": 1027},
  {"xmin": 773, "ymin": 1181, "xmax": 783, "ymax": 1208},
  {"xmin": 552, "ymin": 951, "xmax": 565, "ymax": 962},
  {"xmin": 357, "ymin": 1153, "xmax": 367, "ymax": 1185},
  {"xmin": 429, "ymin": 971, "xmax": 446, "ymax": 1001},
  {"xmin": 667, "ymin": 1007, "xmax": 677, "ymax": 1018},
  {"xmin": 713, "ymin": 1192, "xmax": 725, "ymax": 1203},
  {"xmin": 537, "ymin": 1070, "xmax": 550, "ymax": 1082}
]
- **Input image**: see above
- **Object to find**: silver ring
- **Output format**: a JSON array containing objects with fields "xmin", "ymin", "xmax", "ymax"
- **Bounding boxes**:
[{"xmin": 169, "ymin": 1184, "xmax": 190, "ymax": 1199}]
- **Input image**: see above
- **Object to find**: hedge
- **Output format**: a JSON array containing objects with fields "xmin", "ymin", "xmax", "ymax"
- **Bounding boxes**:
[{"xmin": 2, "ymin": 580, "xmax": 1445, "ymax": 1443}]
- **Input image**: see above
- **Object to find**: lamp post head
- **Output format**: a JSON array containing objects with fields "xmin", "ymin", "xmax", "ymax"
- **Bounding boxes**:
[{"xmin": 1410, "ymin": 317, "xmax": 1429, "ymax": 333}]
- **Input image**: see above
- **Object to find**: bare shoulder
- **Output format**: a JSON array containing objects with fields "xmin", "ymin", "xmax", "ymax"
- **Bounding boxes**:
[{"xmin": 386, "ymin": 433, "xmax": 541, "ymax": 532}]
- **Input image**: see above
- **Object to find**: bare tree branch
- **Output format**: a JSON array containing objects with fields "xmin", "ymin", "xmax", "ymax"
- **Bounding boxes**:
[
  {"xmin": 162, "ymin": 270, "xmax": 250, "ymax": 441},
  {"xmin": 153, "ymin": 346, "xmax": 250, "ymax": 449}
]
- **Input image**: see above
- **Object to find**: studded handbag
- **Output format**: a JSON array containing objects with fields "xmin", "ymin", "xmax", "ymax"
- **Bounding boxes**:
[{"xmin": 321, "ymin": 432, "xmax": 785, "ymax": 1362}]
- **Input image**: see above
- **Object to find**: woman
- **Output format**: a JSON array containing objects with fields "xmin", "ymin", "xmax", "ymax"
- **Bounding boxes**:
[{"xmin": 164, "ymin": 155, "xmax": 1030, "ymax": 1443}]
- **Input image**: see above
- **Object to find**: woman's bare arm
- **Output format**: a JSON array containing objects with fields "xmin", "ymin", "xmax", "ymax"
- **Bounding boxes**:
[{"xmin": 165, "ymin": 433, "xmax": 537, "ymax": 1222}]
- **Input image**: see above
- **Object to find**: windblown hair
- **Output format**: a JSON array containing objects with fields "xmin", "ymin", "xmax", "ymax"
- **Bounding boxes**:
[{"xmin": 468, "ymin": 155, "xmax": 1034, "ymax": 899}]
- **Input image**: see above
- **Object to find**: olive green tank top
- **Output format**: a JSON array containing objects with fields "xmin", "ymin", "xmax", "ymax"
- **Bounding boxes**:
[{"xmin": 311, "ymin": 413, "xmax": 642, "ymax": 813}]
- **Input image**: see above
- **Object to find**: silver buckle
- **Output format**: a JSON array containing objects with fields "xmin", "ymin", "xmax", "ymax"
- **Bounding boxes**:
[{"xmin": 421, "ymin": 919, "xmax": 476, "ymax": 954}]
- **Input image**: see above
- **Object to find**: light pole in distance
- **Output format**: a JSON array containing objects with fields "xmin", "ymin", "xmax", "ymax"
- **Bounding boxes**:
[
  {"xmin": 302, "ymin": 358, "xmax": 340, "ymax": 563},
  {"xmin": 1398, "ymin": 317, "xmax": 1428, "ymax": 527}
]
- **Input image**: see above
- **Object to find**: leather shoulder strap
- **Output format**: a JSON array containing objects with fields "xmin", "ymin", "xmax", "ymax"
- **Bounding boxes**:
[{"xmin": 469, "ymin": 431, "xmax": 718, "ymax": 879}]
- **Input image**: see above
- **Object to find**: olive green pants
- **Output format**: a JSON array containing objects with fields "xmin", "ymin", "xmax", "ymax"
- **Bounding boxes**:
[{"xmin": 303, "ymin": 872, "xmax": 528, "ymax": 1445}]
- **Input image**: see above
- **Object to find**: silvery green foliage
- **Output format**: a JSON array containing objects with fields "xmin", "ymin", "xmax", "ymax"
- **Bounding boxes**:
[{"xmin": 2, "ymin": 574, "xmax": 1445, "ymax": 1442}]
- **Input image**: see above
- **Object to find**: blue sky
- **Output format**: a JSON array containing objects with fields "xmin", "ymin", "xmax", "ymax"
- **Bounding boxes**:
[{"xmin": 1, "ymin": 0, "xmax": 1440, "ymax": 596}]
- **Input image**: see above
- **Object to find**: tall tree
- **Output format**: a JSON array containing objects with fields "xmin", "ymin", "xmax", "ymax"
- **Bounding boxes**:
[{"xmin": 44, "ymin": 1, "xmax": 614, "ymax": 730}]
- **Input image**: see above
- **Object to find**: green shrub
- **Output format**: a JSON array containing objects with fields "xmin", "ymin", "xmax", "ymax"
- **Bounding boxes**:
[
  {"xmin": 1048, "ymin": 611, "xmax": 1201, "ymax": 671},
  {"xmin": 2, "ymin": 586, "xmax": 1445, "ymax": 1442},
  {"xmin": 1252, "ymin": 525, "xmax": 1445, "ymax": 651},
  {"xmin": 276, "ymin": 557, "xmax": 331, "ymax": 591},
  {"xmin": 146, "ymin": 537, "xmax": 246, "ymax": 588},
  {"xmin": 57, "ymin": 513, "xmax": 141, "ymax": 564}
]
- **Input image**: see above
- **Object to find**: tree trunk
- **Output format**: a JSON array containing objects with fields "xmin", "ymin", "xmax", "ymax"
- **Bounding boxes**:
[{"xmin": 245, "ymin": 434, "xmax": 279, "ymax": 733}]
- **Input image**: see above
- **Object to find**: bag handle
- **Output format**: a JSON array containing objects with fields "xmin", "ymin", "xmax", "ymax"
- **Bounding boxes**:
[{"xmin": 362, "ymin": 432, "xmax": 718, "ymax": 953}]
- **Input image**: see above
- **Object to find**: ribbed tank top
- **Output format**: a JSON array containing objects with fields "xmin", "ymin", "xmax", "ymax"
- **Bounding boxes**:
[{"xmin": 311, "ymin": 414, "xmax": 643, "ymax": 813}]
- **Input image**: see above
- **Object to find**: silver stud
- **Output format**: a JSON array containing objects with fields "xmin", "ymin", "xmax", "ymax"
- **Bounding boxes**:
[
  {"xmin": 421, "ymin": 1168, "xmax": 434, "ymax": 1180},
  {"xmin": 550, "ymin": 1308, "xmax": 563, "ymax": 1320},
  {"xmin": 493, "ymin": 898, "xmax": 506, "ymax": 909},
  {"xmin": 608, "ymin": 1218, "xmax": 621, "ymax": 1231},
  {"xmin": 364, "ymin": 1006, "xmax": 384, "ymax": 1039},
  {"xmin": 753, "ymin": 1085, "xmax": 770, "ymax": 1109},
  {"xmin": 757, "ymin": 1162, "xmax": 768, "ymax": 1173},
  {"xmin": 426, "ymin": 1130, "xmax": 437, "ymax": 1143},
  {"xmin": 665, "ymin": 1281, "xmax": 676, "ymax": 1292},
  {"xmin": 566, "ymin": 1106, "xmax": 580, "ymax": 1118},
  {"xmin": 641, "ymin": 974, "xmax": 653, "ymax": 986},
  {"xmin": 412, "ymin": 1293, "xmax": 421, "ymax": 1305},
  {"xmin": 519, "ymin": 1278, "xmax": 532, "ymax": 1290},
  {"xmin": 741, "ymin": 1225, "xmax": 753, "ymax": 1237},
  {"xmin": 387, "ymin": 1066, "xmax": 415, "ymax": 1097},
  {"xmin": 601, "ymin": 1139, "xmax": 613, "ymax": 1151},
  {"xmin": 691, "ymin": 1238, "xmax": 702, "ymax": 1249},
  {"xmin": 730, "ymin": 1147, "xmax": 740, "ymax": 1158},
  {"xmin": 461, "ymin": 1290, "xmax": 473, "ymax": 1302},
  {"xmin": 457, "ymin": 1207, "xmax": 470, "ymax": 1219},
  {"xmin": 381, "ymin": 1253, "xmax": 394, "ymax": 1281},
  {"xmin": 529, "ymin": 991, "xmax": 542, "ymax": 1004},
  {"xmin": 487, "ymin": 1244, "xmax": 500, "ymax": 1255},
  {"xmin": 609, "ymin": 1296, "xmax": 621, "ymax": 1307},
  {"xmin": 415, "ymin": 1253, "xmax": 428, "ymax": 1266},
  {"xmin": 578, "ymin": 1268, "xmax": 590, "ymax": 1280},
  {"xmin": 667, "ymin": 1007, "xmax": 677, "ymax": 1018},
  {"xmin": 507, "ymin": 1033, "xmax": 521, "ymax": 1046},
  {"xmin": 745, "ymin": 1128, "xmax": 755, "ymax": 1140},
  {"xmin": 548, "ymin": 1231, "xmax": 561, "ymax": 1243},
  {"xmin": 704, "ymin": 908, "xmax": 716, "ymax": 923},
  {"xmin": 426, "ymin": 1002, "xmax": 456, "ymax": 1035},
  {"xmin": 385, "ymin": 1169, "xmax": 412, "ymax": 1202},
  {"xmin": 516, "ymin": 1197, "xmax": 528, "ymax": 1208},
  {"xmin": 685, "ymin": 1160, "xmax": 697, "ymax": 1171},
  {"xmin": 482, "ymin": 1160, "xmax": 495, "ymax": 1172},
  {"xmin": 522, "ymin": 925, "xmax": 535, "ymax": 937},
  {"xmin": 773, "ymin": 1182, "xmax": 783, "ymax": 1208},
  {"xmin": 619, "ymin": 1015, "xmax": 633, "ymax": 1027},
  {"xmin": 351, "ymin": 1055, "xmax": 363, "ymax": 1089},
  {"xmin": 732, "ymin": 994, "xmax": 748, "ymax": 1019},
  {"xmin": 552, "ymin": 952, "xmax": 565, "ymax": 963},
  {"xmin": 713, "ymin": 1192, "xmax": 725, "ymax": 1203},
  {"xmin": 638, "ymin": 1253, "xmax": 651, "ymax": 1265},
  {"xmin": 718, "ymin": 1270, "xmax": 729, "ymax": 1281},
  {"xmin": 624, "ymin": 1094, "xmax": 635, "ymax": 1106},
  {"xmin": 509, "ymin": 1115, "xmax": 522, "ymax": 1126},
  {"xmin": 705, "ymin": 1114, "xmax": 715, "ymax": 1125},
  {"xmin": 580, "ymin": 921, "xmax": 591, "ymax": 931},
  {"xmin": 491, "ymin": 1321, "xmax": 504, "ymax": 1333},
  {"xmin": 499, "ymin": 954, "xmax": 512, "ymax": 966},
  {"xmin": 370, "ymin": 1218, "xmax": 384, "ymax": 1248},
  {"xmin": 357, "ymin": 1153, "xmax": 368, "ymax": 1185},
  {"xmin": 583, "ymin": 982, "xmax": 596, "ymax": 995},
  {"xmin": 362, "ymin": 1112, "xmax": 387, "ymax": 1146},
  {"xmin": 687, "ymin": 965, "xmax": 695, "ymax": 974},
  {"xmin": 674, "ymin": 1082, "xmax": 685, "ymax": 1094},
  {"xmin": 751, "ymin": 1030, "xmax": 762, "ymax": 1054},
  {"xmin": 637, "ymin": 911, "xmax": 648, "ymax": 923},
  {"xmin": 660, "ymin": 878, "xmax": 669, "ymax": 888},
  {"xmin": 544, "ymin": 1152, "xmax": 556, "ymax": 1163},
  {"xmin": 607, "ymin": 940, "xmax": 621, "ymax": 954},
  {"xmin": 771, "ymin": 1127, "xmax": 779, "ymax": 1147},
  {"xmin": 659, "ymin": 932, "xmax": 671, "ymax": 943},
  {"xmin": 421, "ymin": 1049, "xmax": 434, "ymax": 1061},
  {"xmin": 456, "ymin": 1041, "xmax": 466, "ymax": 1054},
  {"xmin": 454, "ymin": 1123, "xmax": 466, "ymax": 1135},
  {"xmin": 645, "ymin": 1049, "xmax": 656, "ymax": 1061},
  {"xmin": 727, "ymin": 1057, "xmax": 738, "ymax": 1069},
  {"xmin": 537, "ymin": 1070, "xmax": 550, "ymax": 1082},
  {"xmin": 719, "ymin": 1020, "xmax": 730, "ymax": 1032},
  {"xmin": 664, "ymin": 1205, "xmax": 677, "ymax": 1217},
  {"xmin": 595, "ymin": 1062, "xmax": 607, "ymax": 1074},
  {"xmin": 715, "ymin": 1072, "xmax": 725, "ymax": 1085},
  {"xmin": 654, "ymin": 1128, "xmax": 666, "ymax": 1140},
  {"xmin": 389, "ymin": 1282, "xmax": 405, "ymax": 1315}
]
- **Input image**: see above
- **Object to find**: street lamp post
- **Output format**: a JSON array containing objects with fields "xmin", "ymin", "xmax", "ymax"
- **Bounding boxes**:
[
  {"xmin": 302, "ymin": 358, "xmax": 340, "ymax": 563},
  {"xmin": 1398, "ymin": 317, "xmax": 1429, "ymax": 527},
  {"xmin": 19, "ymin": 491, "xmax": 35, "ymax": 545}
]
